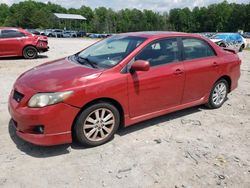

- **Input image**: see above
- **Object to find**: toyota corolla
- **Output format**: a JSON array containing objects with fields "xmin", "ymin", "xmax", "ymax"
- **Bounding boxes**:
[{"xmin": 8, "ymin": 32, "xmax": 241, "ymax": 146}]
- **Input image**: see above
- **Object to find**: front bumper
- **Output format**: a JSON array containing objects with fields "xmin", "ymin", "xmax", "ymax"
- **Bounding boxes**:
[{"xmin": 8, "ymin": 86, "xmax": 80, "ymax": 146}]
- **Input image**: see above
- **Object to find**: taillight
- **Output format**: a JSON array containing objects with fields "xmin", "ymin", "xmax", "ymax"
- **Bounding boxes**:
[{"xmin": 37, "ymin": 40, "xmax": 47, "ymax": 47}]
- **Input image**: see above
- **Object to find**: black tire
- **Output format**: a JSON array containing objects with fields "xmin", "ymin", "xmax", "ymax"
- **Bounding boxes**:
[
  {"xmin": 74, "ymin": 102, "xmax": 120, "ymax": 147},
  {"xmin": 239, "ymin": 44, "xmax": 244, "ymax": 52},
  {"xmin": 23, "ymin": 46, "xmax": 38, "ymax": 59},
  {"xmin": 206, "ymin": 79, "xmax": 229, "ymax": 109},
  {"xmin": 219, "ymin": 43, "xmax": 226, "ymax": 48}
]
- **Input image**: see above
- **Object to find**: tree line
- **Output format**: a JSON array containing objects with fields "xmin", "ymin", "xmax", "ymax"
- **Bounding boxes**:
[{"xmin": 0, "ymin": 0, "xmax": 249, "ymax": 33}]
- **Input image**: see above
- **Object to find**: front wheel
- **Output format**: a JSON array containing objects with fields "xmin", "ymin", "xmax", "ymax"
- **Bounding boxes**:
[
  {"xmin": 23, "ymin": 46, "xmax": 38, "ymax": 59},
  {"xmin": 206, "ymin": 79, "xmax": 229, "ymax": 109},
  {"xmin": 74, "ymin": 102, "xmax": 120, "ymax": 147}
]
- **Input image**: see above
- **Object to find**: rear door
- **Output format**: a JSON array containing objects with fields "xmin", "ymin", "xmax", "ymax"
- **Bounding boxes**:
[
  {"xmin": 0, "ymin": 30, "xmax": 26, "ymax": 56},
  {"xmin": 128, "ymin": 37, "xmax": 185, "ymax": 117},
  {"xmin": 181, "ymin": 37, "xmax": 220, "ymax": 104}
]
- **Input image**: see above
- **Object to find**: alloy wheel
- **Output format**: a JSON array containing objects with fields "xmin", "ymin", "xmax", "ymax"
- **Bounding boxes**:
[
  {"xmin": 83, "ymin": 108, "xmax": 115, "ymax": 142},
  {"xmin": 212, "ymin": 82, "xmax": 227, "ymax": 106}
]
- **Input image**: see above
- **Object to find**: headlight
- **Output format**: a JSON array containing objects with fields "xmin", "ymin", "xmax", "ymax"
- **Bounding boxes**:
[{"xmin": 28, "ymin": 91, "xmax": 73, "ymax": 108}]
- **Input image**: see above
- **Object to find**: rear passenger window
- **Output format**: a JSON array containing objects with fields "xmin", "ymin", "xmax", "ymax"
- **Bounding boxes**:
[
  {"xmin": 182, "ymin": 38, "xmax": 215, "ymax": 60},
  {"xmin": 135, "ymin": 38, "xmax": 179, "ymax": 67}
]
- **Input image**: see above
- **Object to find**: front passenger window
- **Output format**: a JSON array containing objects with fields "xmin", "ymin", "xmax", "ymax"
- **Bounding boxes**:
[{"xmin": 135, "ymin": 38, "xmax": 179, "ymax": 67}]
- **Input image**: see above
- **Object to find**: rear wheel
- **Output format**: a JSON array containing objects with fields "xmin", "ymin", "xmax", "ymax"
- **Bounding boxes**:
[
  {"xmin": 23, "ymin": 46, "xmax": 38, "ymax": 59},
  {"xmin": 239, "ymin": 44, "xmax": 244, "ymax": 52},
  {"xmin": 219, "ymin": 43, "xmax": 226, "ymax": 48},
  {"xmin": 74, "ymin": 102, "xmax": 120, "ymax": 147},
  {"xmin": 206, "ymin": 79, "xmax": 229, "ymax": 109}
]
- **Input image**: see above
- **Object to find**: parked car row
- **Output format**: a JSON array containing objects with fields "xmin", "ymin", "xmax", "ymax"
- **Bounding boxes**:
[
  {"xmin": 25, "ymin": 29, "xmax": 87, "ymax": 38},
  {"xmin": 25, "ymin": 28, "xmax": 112, "ymax": 38},
  {"xmin": 87, "ymin": 33, "xmax": 112, "ymax": 38},
  {"xmin": 25, "ymin": 28, "xmax": 112, "ymax": 39}
]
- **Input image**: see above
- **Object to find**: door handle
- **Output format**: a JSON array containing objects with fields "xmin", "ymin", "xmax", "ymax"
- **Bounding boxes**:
[
  {"xmin": 212, "ymin": 62, "xmax": 219, "ymax": 67},
  {"xmin": 174, "ymin": 69, "xmax": 184, "ymax": 75}
]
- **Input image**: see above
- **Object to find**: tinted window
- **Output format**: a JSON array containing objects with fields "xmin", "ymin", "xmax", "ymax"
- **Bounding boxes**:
[
  {"xmin": 182, "ymin": 38, "xmax": 215, "ymax": 60},
  {"xmin": 135, "ymin": 38, "xmax": 179, "ymax": 66},
  {"xmin": 0, "ymin": 30, "xmax": 26, "ymax": 38}
]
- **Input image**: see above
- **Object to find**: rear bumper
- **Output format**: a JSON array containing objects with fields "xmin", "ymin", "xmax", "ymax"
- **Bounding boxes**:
[{"xmin": 37, "ymin": 46, "xmax": 49, "ymax": 53}]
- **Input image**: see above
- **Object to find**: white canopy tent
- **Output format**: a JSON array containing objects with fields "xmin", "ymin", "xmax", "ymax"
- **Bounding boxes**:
[{"xmin": 53, "ymin": 13, "xmax": 87, "ymax": 30}]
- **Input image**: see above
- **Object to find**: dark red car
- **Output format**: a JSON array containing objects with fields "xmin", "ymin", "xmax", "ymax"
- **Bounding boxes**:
[
  {"xmin": 8, "ymin": 32, "xmax": 241, "ymax": 146},
  {"xmin": 0, "ymin": 27, "xmax": 49, "ymax": 59}
]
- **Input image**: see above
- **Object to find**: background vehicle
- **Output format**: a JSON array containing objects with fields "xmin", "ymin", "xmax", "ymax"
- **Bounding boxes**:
[
  {"xmin": 62, "ymin": 30, "xmax": 77, "ymax": 38},
  {"xmin": 44, "ymin": 29, "xmax": 53, "ymax": 37},
  {"xmin": 0, "ymin": 27, "xmax": 49, "ymax": 59},
  {"xmin": 243, "ymin": 32, "xmax": 250, "ymax": 38},
  {"xmin": 77, "ymin": 31, "xmax": 86, "ymax": 37},
  {"xmin": 52, "ymin": 29, "xmax": 63, "ymax": 38},
  {"xmin": 9, "ymin": 32, "xmax": 240, "ymax": 146},
  {"xmin": 210, "ymin": 33, "xmax": 246, "ymax": 52},
  {"xmin": 197, "ymin": 32, "xmax": 216, "ymax": 38},
  {"xmin": 25, "ymin": 29, "xmax": 41, "ymax": 35}
]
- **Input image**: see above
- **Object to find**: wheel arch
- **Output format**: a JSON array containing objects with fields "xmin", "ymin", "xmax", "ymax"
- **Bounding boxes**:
[
  {"xmin": 216, "ymin": 75, "xmax": 232, "ymax": 92},
  {"xmin": 22, "ymin": 44, "xmax": 38, "ymax": 53},
  {"xmin": 71, "ymin": 97, "xmax": 125, "ymax": 139}
]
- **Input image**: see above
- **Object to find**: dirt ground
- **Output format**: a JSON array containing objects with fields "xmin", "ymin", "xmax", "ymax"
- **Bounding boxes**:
[{"xmin": 0, "ymin": 38, "xmax": 249, "ymax": 188}]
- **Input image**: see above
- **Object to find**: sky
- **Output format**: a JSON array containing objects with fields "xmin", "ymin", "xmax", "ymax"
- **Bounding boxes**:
[{"xmin": 1, "ymin": 0, "xmax": 249, "ymax": 12}]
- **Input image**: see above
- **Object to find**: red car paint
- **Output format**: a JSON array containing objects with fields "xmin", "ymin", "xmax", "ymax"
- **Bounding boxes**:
[
  {"xmin": 8, "ymin": 32, "xmax": 241, "ymax": 146},
  {"xmin": 0, "ymin": 27, "xmax": 48, "ymax": 58}
]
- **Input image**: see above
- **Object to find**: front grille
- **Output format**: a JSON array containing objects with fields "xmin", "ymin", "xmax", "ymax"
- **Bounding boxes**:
[{"xmin": 13, "ymin": 90, "xmax": 24, "ymax": 103}]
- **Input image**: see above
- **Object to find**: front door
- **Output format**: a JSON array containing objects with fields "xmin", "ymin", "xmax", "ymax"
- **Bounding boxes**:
[{"xmin": 127, "ymin": 38, "xmax": 185, "ymax": 118}]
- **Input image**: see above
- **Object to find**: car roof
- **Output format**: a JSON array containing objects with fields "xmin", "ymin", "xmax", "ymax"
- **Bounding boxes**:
[
  {"xmin": 215, "ymin": 33, "xmax": 240, "ymax": 35},
  {"xmin": 117, "ymin": 31, "xmax": 199, "ymax": 39},
  {"xmin": 0, "ymin": 27, "xmax": 30, "ymax": 34},
  {"xmin": 0, "ymin": 27, "xmax": 22, "ymax": 30}
]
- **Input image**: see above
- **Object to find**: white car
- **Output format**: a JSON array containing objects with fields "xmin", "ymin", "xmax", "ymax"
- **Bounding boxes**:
[{"xmin": 210, "ymin": 33, "xmax": 246, "ymax": 52}]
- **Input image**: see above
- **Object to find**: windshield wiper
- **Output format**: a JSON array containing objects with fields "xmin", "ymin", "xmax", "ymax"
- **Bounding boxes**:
[{"xmin": 75, "ymin": 55, "xmax": 98, "ymax": 68}]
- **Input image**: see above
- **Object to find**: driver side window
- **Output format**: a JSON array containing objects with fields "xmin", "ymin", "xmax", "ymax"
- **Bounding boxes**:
[{"xmin": 135, "ymin": 38, "xmax": 179, "ymax": 67}]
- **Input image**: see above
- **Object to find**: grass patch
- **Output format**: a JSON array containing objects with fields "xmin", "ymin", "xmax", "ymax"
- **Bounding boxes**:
[{"xmin": 244, "ymin": 47, "xmax": 250, "ymax": 51}]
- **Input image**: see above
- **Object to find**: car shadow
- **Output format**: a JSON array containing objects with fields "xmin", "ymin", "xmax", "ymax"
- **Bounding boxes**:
[
  {"xmin": 8, "ymin": 105, "xmax": 205, "ymax": 158},
  {"xmin": 117, "ymin": 105, "xmax": 203, "ymax": 136},
  {"xmin": 0, "ymin": 55, "xmax": 48, "ymax": 61},
  {"xmin": 8, "ymin": 120, "xmax": 72, "ymax": 158}
]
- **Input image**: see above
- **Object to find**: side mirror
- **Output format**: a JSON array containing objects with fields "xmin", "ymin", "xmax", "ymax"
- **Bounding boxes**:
[{"xmin": 130, "ymin": 60, "xmax": 150, "ymax": 72}]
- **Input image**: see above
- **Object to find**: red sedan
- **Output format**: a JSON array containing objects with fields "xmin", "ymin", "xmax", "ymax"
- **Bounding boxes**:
[
  {"xmin": 0, "ymin": 27, "xmax": 49, "ymax": 59},
  {"xmin": 8, "ymin": 32, "xmax": 241, "ymax": 146}
]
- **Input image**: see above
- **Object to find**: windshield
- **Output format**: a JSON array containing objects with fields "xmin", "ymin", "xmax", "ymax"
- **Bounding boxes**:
[
  {"xmin": 212, "ymin": 34, "xmax": 228, "ymax": 40},
  {"xmin": 75, "ymin": 35, "xmax": 146, "ymax": 69}
]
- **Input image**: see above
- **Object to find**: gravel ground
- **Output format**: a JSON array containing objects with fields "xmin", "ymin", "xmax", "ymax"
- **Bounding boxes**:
[{"xmin": 0, "ymin": 38, "xmax": 249, "ymax": 188}]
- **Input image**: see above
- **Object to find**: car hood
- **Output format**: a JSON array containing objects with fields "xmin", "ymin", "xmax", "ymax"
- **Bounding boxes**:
[
  {"xmin": 210, "ymin": 39, "xmax": 223, "ymax": 43},
  {"xmin": 16, "ymin": 57, "xmax": 103, "ymax": 92}
]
